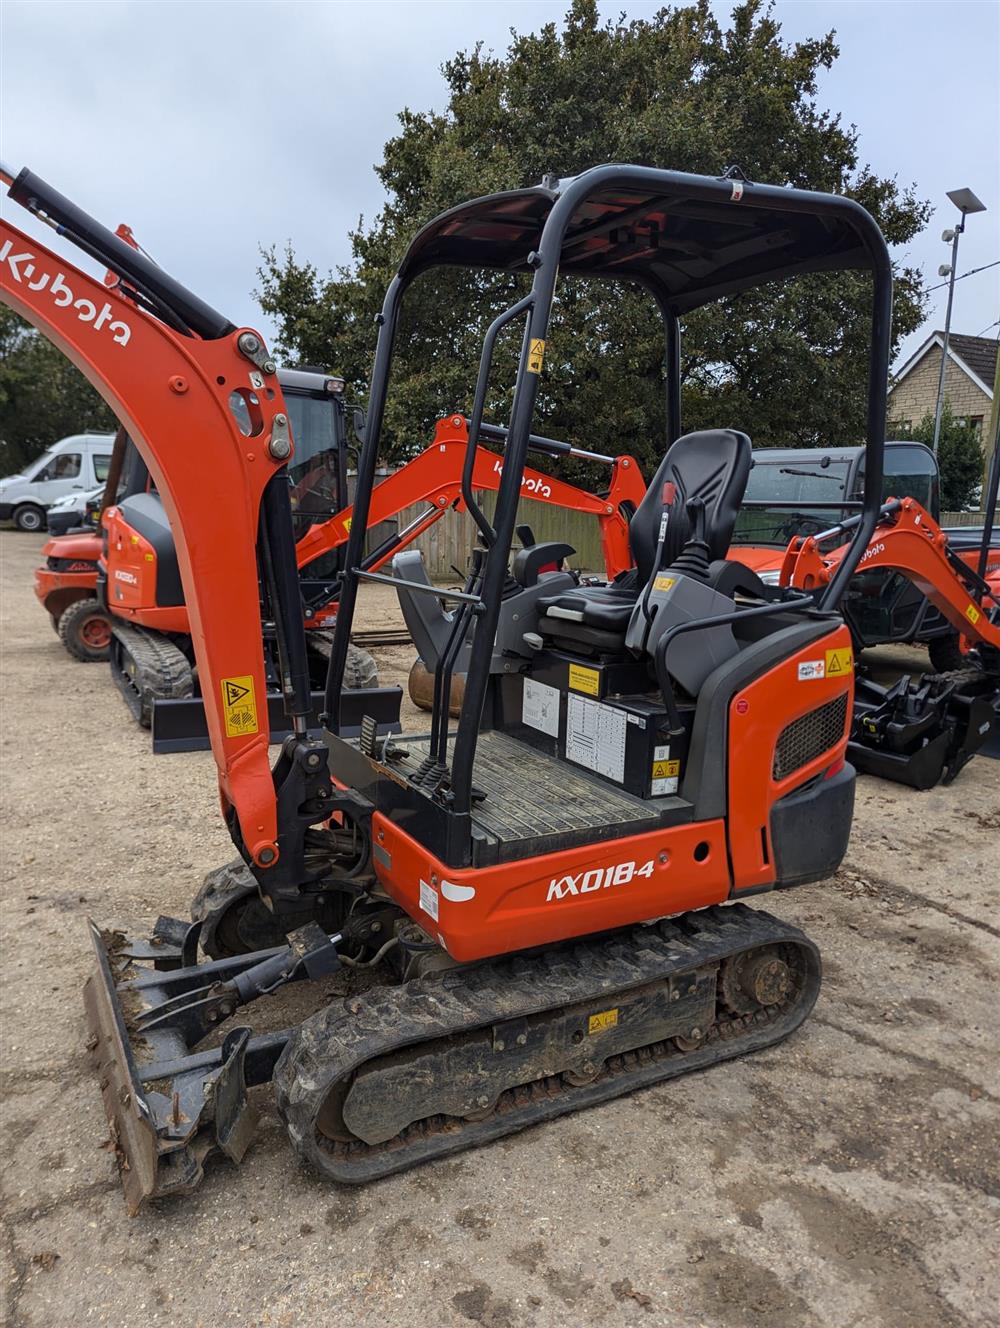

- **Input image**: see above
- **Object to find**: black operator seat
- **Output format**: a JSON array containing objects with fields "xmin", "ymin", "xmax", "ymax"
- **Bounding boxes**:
[{"xmin": 537, "ymin": 429, "xmax": 752, "ymax": 649}]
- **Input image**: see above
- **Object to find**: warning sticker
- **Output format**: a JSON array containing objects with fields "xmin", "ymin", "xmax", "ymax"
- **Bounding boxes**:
[
  {"xmin": 653, "ymin": 575, "xmax": 676, "ymax": 592},
  {"xmin": 568, "ymin": 663, "xmax": 600, "ymax": 696},
  {"xmin": 588, "ymin": 1008, "xmax": 618, "ymax": 1035},
  {"xmin": 825, "ymin": 647, "xmax": 853, "ymax": 676},
  {"xmin": 220, "ymin": 675, "xmax": 259, "ymax": 738},
  {"xmin": 342, "ymin": 516, "xmax": 352, "ymax": 534},
  {"xmin": 966, "ymin": 603, "xmax": 981, "ymax": 625},
  {"xmin": 419, "ymin": 879, "xmax": 439, "ymax": 921},
  {"xmin": 652, "ymin": 759, "xmax": 681, "ymax": 780},
  {"xmin": 523, "ymin": 677, "xmax": 560, "ymax": 737},
  {"xmin": 527, "ymin": 338, "xmax": 546, "ymax": 374},
  {"xmin": 798, "ymin": 660, "xmax": 825, "ymax": 681}
]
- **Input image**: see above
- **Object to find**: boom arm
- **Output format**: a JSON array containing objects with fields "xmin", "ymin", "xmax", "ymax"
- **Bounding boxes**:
[
  {"xmin": 780, "ymin": 497, "xmax": 1000, "ymax": 652},
  {"xmin": 295, "ymin": 413, "xmax": 646, "ymax": 614},
  {"xmin": 1, "ymin": 171, "xmax": 292, "ymax": 869}
]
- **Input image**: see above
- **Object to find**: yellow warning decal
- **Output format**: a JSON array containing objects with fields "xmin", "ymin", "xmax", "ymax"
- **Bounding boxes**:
[
  {"xmin": 527, "ymin": 338, "xmax": 546, "ymax": 374},
  {"xmin": 568, "ymin": 663, "xmax": 600, "ymax": 696},
  {"xmin": 588, "ymin": 1008, "xmax": 618, "ymax": 1035},
  {"xmin": 966, "ymin": 603, "xmax": 981, "ymax": 625},
  {"xmin": 220, "ymin": 675, "xmax": 259, "ymax": 738},
  {"xmin": 653, "ymin": 575, "xmax": 676, "ymax": 592},
  {"xmin": 825, "ymin": 646, "xmax": 853, "ymax": 676},
  {"xmin": 342, "ymin": 516, "xmax": 352, "ymax": 534},
  {"xmin": 652, "ymin": 759, "xmax": 681, "ymax": 779}
]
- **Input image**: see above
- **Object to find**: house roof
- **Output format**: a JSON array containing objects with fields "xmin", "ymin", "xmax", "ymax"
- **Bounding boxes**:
[{"xmin": 892, "ymin": 330, "xmax": 998, "ymax": 398}]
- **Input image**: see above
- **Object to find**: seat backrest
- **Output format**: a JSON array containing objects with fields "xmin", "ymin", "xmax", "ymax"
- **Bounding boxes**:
[{"xmin": 629, "ymin": 429, "xmax": 752, "ymax": 582}]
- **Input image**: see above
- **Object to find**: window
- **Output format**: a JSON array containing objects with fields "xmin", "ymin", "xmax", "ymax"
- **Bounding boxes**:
[
  {"xmin": 970, "ymin": 416, "xmax": 984, "ymax": 438},
  {"xmin": 854, "ymin": 444, "xmax": 938, "ymax": 516},
  {"xmin": 732, "ymin": 457, "xmax": 853, "ymax": 545},
  {"xmin": 37, "ymin": 452, "xmax": 81, "ymax": 481},
  {"xmin": 93, "ymin": 454, "xmax": 113, "ymax": 483}
]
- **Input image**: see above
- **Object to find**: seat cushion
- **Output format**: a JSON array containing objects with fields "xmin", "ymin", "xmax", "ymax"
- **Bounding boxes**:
[{"xmin": 536, "ymin": 584, "xmax": 637, "ymax": 633}]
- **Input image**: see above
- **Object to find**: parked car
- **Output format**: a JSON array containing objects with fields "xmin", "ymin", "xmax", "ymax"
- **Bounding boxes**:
[
  {"xmin": 44, "ymin": 485, "xmax": 105, "ymax": 536},
  {"xmin": 0, "ymin": 432, "xmax": 116, "ymax": 531}
]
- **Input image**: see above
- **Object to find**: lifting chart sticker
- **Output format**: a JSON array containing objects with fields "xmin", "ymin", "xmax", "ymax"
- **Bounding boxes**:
[
  {"xmin": 527, "ymin": 339, "xmax": 546, "ymax": 374},
  {"xmin": 825, "ymin": 647, "xmax": 853, "ymax": 676},
  {"xmin": 220, "ymin": 675, "xmax": 259, "ymax": 738},
  {"xmin": 566, "ymin": 693, "xmax": 627, "ymax": 784}
]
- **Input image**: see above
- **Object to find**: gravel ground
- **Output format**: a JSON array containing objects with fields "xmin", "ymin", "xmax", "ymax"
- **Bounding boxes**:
[{"xmin": 1, "ymin": 528, "xmax": 998, "ymax": 1328}]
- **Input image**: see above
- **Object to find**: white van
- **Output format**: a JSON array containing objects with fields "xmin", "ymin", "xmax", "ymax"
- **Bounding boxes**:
[{"xmin": 0, "ymin": 433, "xmax": 116, "ymax": 531}]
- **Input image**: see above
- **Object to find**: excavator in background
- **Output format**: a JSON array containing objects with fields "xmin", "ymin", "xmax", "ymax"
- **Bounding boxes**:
[
  {"xmin": 35, "ymin": 353, "xmax": 647, "ymax": 746},
  {"xmin": 728, "ymin": 440, "xmax": 1000, "ymax": 787},
  {"xmin": 4, "ymin": 159, "xmax": 999, "ymax": 1214}
]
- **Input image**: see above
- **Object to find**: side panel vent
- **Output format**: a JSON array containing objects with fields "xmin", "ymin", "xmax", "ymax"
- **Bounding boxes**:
[{"xmin": 773, "ymin": 693, "xmax": 848, "ymax": 782}]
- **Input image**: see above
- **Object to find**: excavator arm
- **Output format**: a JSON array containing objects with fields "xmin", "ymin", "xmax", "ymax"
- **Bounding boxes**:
[
  {"xmin": 1, "ymin": 165, "xmax": 297, "ymax": 870},
  {"xmin": 779, "ymin": 497, "xmax": 1000, "ymax": 652},
  {"xmin": 295, "ymin": 414, "xmax": 646, "ymax": 620},
  {"xmin": 779, "ymin": 497, "xmax": 999, "ymax": 785}
]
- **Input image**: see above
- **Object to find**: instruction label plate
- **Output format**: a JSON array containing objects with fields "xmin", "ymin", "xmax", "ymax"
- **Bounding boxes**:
[
  {"xmin": 522, "ymin": 677, "xmax": 560, "ymax": 737},
  {"xmin": 220, "ymin": 675, "xmax": 259, "ymax": 738}
]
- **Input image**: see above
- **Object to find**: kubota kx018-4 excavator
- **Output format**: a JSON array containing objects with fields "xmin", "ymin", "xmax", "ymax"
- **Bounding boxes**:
[{"xmin": 6, "ymin": 159, "xmax": 999, "ymax": 1213}]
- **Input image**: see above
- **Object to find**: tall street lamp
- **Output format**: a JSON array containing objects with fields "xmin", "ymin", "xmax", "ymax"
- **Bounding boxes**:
[{"xmin": 932, "ymin": 186, "xmax": 988, "ymax": 455}]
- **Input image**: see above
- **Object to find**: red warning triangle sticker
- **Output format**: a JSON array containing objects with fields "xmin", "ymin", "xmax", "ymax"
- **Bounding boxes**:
[{"xmin": 225, "ymin": 680, "xmax": 250, "ymax": 706}]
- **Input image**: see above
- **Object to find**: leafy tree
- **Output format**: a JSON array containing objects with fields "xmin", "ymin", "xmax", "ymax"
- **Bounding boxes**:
[
  {"xmin": 257, "ymin": 0, "xmax": 928, "ymax": 475},
  {"xmin": 0, "ymin": 308, "xmax": 115, "ymax": 474},
  {"xmin": 892, "ymin": 404, "xmax": 985, "ymax": 511}
]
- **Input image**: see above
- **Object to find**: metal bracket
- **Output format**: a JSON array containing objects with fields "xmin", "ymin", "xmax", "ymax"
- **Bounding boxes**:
[{"xmin": 236, "ymin": 330, "xmax": 276, "ymax": 375}]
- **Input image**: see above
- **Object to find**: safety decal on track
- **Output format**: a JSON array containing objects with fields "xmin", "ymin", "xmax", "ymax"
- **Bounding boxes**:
[
  {"xmin": 568, "ymin": 663, "xmax": 600, "ymax": 696},
  {"xmin": 966, "ymin": 603, "xmax": 981, "ymax": 625},
  {"xmin": 589, "ymin": 1008, "xmax": 619, "ymax": 1035},
  {"xmin": 825, "ymin": 647, "xmax": 853, "ymax": 676},
  {"xmin": 527, "ymin": 339, "xmax": 546, "ymax": 374},
  {"xmin": 220, "ymin": 675, "xmax": 259, "ymax": 738}
]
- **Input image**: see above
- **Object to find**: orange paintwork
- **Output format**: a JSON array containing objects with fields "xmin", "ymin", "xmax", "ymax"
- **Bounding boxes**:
[
  {"xmin": 2, "ymin": 212, "xmax": 283, "ymax": 867},
  {"xmin": 778, "ymin": 499, "xmax": 1000, "ymax": 651},
  {"xmin": 370, "ymin": 811, "xmax": 731, "ymax": 963},
  {"xmin": 33, "ymin": 531, "xmax": 102, "ymax": 617},
  {"xmin": 367, "ymin": 620, "xmax": 853, "ymax": 961},
  {"xmin": 726, "ymin": 622, "xmax": 853, "ymax": 891}
]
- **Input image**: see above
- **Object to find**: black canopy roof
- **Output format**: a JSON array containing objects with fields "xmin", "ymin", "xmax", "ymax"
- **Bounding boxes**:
[{"xmin": 395, "ymin": 164, "xmax": 887, "ymax": 313}]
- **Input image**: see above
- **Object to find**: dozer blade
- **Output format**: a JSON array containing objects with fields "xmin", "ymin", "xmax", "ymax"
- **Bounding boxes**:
[{"xmin": 82, "ymin": 920, "xmax": 282, "ymax": 1213}]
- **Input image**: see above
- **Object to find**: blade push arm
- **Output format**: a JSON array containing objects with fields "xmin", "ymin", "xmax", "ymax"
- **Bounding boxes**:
[
  {"xmin": 1, "ymin": 183, "xmax": 291, "ymax": 869},
  {"xmin": 780, "ymin": 498, "xmax": 1000, "ymax": 651},
  {"xmin": 294, "ymin": 413, "xmax": 646, "ymax": 587}
]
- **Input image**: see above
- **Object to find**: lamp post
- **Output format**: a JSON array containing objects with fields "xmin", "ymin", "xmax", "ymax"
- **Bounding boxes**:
[{"xmin": 932, "ymin": 187, "xmax": 987, "ymax": 455}]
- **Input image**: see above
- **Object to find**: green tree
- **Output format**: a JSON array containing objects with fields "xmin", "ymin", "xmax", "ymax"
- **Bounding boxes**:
[
  {"xmin": 257, "ymin": 0, "xmax": 928, "ymax": 474},
  {"xmin": 0, "ymin": 308, "xmax": 115, "ymax": 474},
  {"xmin": 892, "ymin": 404, "xmax": 985, "ymax": 512}
]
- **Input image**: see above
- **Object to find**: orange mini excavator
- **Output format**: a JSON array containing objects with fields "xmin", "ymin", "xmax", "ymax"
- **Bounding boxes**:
[{"xmin": 4, "ymin": 159, "xmax": 998, "ymax": 1212}]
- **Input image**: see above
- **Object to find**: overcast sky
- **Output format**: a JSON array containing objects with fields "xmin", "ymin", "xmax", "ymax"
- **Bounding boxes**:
[{"xmin": 2, "ymin": 0, "xmax": 998, "ymax": 382}]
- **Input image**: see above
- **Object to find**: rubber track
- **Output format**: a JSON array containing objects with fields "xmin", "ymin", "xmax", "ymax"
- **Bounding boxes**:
[
  {"xmin": 110, "ymin": 624, "xmax": 193, "ymax": 727},
  {"xmin": 275, "ymin": 903, "xmax": 820, "ymax": 1183}
]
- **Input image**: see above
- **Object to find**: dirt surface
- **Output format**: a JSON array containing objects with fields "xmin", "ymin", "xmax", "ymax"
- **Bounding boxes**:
[{"xmin": 1, "ymin": 527, "xmax": 998, "ymax": 1328}]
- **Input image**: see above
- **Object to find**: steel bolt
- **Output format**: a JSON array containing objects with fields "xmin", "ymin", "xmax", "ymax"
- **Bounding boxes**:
[
  {"xmin": 516, "ymin": 1033, "xmax": 527, "ymax": 1046},
  {"xmin": 238, "ymin": 332, "xmax": 260, "ymax": 355},
  {"xmin": 259, "ymin": 847, "xmax": 276, "ymax": 864},
  {"xmin": 307, "ymin": 752, "xmax": 321, "ymax": 767},
  {"xmin": 689, "ymin": 1027, "xmax": 702, "ymax": 1040},
  {"xmin": 268, "ymin": 435, "xmax": 292, "ymax": 460},
  {"xmin": 476, "ymin": 1095, "xmax": 490, "ymax": 1108},
  {"xmin": 274, "ymin": 413, "xmax": 287, "ymax": 426},
  {"xmin": 262, "ymin": 358, "xmax": 276, "ymax": 375},
  {"xmin": 495, "ymin": 1040, "xmax": 505, "ymax": 1051}
]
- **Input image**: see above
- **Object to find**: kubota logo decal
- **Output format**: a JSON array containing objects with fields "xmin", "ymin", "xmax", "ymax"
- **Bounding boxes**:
[
  {"xmin": 860, "ymin": 541, "xmax": 886, "ymax": 564},
  {"xmin": 547, "ymin": 858, "xmax": 656, "ymax": 902},
  {"xmin": 492, "ymin": 459, "xmax": 552, "ymax": 498},
  {"xmin": 1, "ymin": 241, "xmax": 132, "ymax": 345}
]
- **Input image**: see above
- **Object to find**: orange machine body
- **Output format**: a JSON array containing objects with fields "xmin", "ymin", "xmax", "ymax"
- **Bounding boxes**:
[
  {"xmin": 365, "ymin": 621, "xmax": 853, "ymax": 963},
  {"xmin": 34, "ymin": 530, "xmax": 102, "ymax": 619}
]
